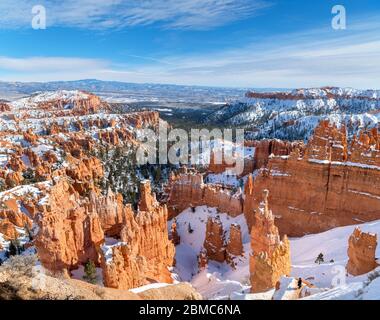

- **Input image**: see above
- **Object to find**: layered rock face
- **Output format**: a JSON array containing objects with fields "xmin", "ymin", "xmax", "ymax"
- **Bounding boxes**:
[
  {"xmin": 167, "ymin": 169, "xmax": 243, "ymax": 219},
  {"xmin": 208, "ymin": 147, "xmax": 255, "ymax": 177},
  {"xmin": 346, "ymin": 227, "xmax": 378, "ymax": 276},
  {"xmin": 100, "ymin": 181, "xmax": 175, "ymax": 290},
  {"xmin": 246, "ymin": 121, "xmax": 380, "ymax": 236},
  {"xmin": 249, "ymin": 190, "xmax": 291, "ymax": 293},
  {"xmin": 251, "ymin": 139, "xmax": 304, "ymax": 170}
]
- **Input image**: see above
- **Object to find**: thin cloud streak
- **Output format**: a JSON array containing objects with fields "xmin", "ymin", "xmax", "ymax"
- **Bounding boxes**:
[
  {"xmin": 1, "ymin": 18, "xmax": 380, "ymax": 89},
  {"xmin": 0, "ymin": 0, "xmax": 271, "ymax": 30}
]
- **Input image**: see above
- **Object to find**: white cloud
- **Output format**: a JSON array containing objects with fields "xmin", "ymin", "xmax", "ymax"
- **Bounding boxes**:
[
  {"xmin": 0, "ymin": 0, "xmax": 270, "ymax": 30},
  {"xmin": 0, "ymin": 56, "xmax": 107, "ymax": 72},
  {"xmin": 1, "ymin": 17, "xmax": 380, "ymax": 89}
]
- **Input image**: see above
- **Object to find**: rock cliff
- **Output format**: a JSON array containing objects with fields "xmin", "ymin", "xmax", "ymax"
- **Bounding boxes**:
[
  {"xmin": 246, "ymin": 121, "xmax": 380, "ymax": 236},
  {"xmin": 167, "ymin": 168, "xmax": 243, "ymax": 219}
]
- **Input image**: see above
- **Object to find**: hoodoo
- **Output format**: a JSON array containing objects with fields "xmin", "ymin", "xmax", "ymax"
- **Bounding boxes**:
[{"xmin": 250, "ymin": 190, "xmax": 291, "ymax": 293}]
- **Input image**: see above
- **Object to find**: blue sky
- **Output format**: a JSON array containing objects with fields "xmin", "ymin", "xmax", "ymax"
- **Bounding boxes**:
[{"xmin": 0, "ymin": 0, "xmax": 380, "ymax": 88}]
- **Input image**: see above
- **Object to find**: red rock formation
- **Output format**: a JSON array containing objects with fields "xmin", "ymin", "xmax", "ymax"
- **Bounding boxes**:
[
  {"xmin": 35, "ymin": 178, "xmax": 105, "ymax": 271},
  {"xmin": 249, "ymin": 190, "xmax": 291, "ymax": 293},
  {"xmin": 25, "ymin": 149, "xmax": 41, "ymax": 167},
  {"xmin": 88, "ymin": 188, "xmax": 127, "ymax": 237},
  {"xmin": 99, "ymin": 130, "xmax": 120, "ymax": 145},
  {"xmin": 246, "ymin": 121, "xmax": 380, "ymax": 236},
  {"xmin": 346, "ymin": 227, "xmax": 378, "ymax": 276},
  {"xmin": 208, "ymin": 148, "xmax": 254, "ymax": 177},
  {"xmin": 7, "ymin": 154, "xmax": 26, "ymax": 172},
  {"xmin": 0, "ymin": 102, "xmax": 11, "ymax": 112},
  {"xmin": 0, "ymin": 219, "xmax": 19, "ymax": 240},
  {"xmin": 167, "ymin": 170, "xmax": 243, "ymax": 219},
  {"xmin": 101, "ymin": 181, "xmax": 175, "ymax": 289},
  {"xmin": 170, "ymin": 219, "xmax": 180, "ymax": 245},
  {"xmin": 5, "ymin": 171, "xmax": 23, "ymax": 187},
  {"xmin": 198, "ymin": 249, "xmax": 208, "ymax": 271},
  {"xmin": 0, "ymin": 208, "xmax": 32, "ymax": 229},
  {"xmin": 252, "ymin": 139, "xmax": 304, "ymax": 170},
  {"xmin": 23, "ymin": 129, "xmax": 39, "ymax": 145},
  {"xmin": 65, "ymin": 155, "xmax": 104, "ymax": 194},
  {"xmin": 226, "ymin": 223, "xmax": 244, "ymax": 258},
  {"xmin": 125, "ymin": 111, "xmax": 160, "ymax": 129},
  {"xmin": 203, "ymin": 216, "xmax": 226, "ymax": 263},
  {"xmin": 245, "ymin": 87, "xmax": 379, "ymax": 101},
  {"xmin": 139, "ymin": 180, "xmax": 157, "ymax": 212}
]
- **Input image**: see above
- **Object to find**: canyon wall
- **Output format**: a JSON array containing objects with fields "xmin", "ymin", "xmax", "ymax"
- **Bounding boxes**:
[
  {"xmin": 245, "ymin": 121, "xmax": 380, "ymax": 236},
  {"xmin": 167, "ymin": 168, "xmax": 243, "ymax": 219}
]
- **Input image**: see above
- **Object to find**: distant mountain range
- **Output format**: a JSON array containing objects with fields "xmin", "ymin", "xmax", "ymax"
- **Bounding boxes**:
[{"xmin": 0, "ymin": 79, "xmax": 285, "ymax": 104}]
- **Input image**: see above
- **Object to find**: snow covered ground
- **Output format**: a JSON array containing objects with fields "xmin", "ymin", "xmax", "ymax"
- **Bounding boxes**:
[
  {"xmin": 168, "ymin": 206, "xmax": 251, "ymax": 299},
  {"xmin": 168, "ymin": 204, "xmax": 380, "ymax": 300}
]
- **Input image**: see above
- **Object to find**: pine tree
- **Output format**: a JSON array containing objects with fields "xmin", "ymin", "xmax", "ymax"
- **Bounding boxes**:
[
  {"xmin": 8, "ymin": 238, "xmax": 22, "ymax": 256},
  {"xmin": 315, "ymin": 253, "xmax": 324, "ymax": 264},
  {"xmin": 83, "ymin": 260, "xmax": 97, "ymax": 284},
  {"xmin": 154, "ymin": 166, "xmax": 162, "ymax": 183},
  {"xmin": 297, "ymin": 278, "xmax": 302, "ymax": 289},
  {"xmin": 24, "ymin": 223, "xmax": 33, "ymax": 241}
]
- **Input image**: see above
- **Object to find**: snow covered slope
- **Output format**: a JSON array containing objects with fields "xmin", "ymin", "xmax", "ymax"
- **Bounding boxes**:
[
  {"xmin": 206, "ymin": 87, "xmax": 380, "ymax": 141},
  {"xmin": 168, "ymin": 206, "xmax": 251, "ymax": 299},
  {"xmin": 169, "ymin": 205, "xmax": 380, "ymax": 300}
]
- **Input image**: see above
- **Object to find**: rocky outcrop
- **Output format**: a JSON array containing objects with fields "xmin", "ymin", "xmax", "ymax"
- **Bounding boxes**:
[
  {"xmin": 226, "ymin": 223, "xmax": 243, "ymax": 258},
  {"xmin": 251, "ymin": 139, "xmax": 304, "ymax": 170},
  {"xmin": 249, "ymin": 190, "xmax": 291, "ymax": 293},
  {"xmin": 170, "ymin": 219, "xmax": 180, "ymax": 246},
  {"xmin": 35, "ymin": 178, "xmax": 105, "ymax": 271},
  {"xmin": 30, "ymin": 177, "xmax": 174, "ymax": 289},
  {"xmin": 346, "ymin": 227, "xmax": 378, "ymax": 276},
  {"xmin": 246, "ymin": 121, "xmax": 380, "ymax": 236},
  {"xmin": 0, "ymin": 219, "xmax": 19, "ymax": 240},
  {"xmin": 198, "ymin": 249, "xmax": 208, "ymax": 271},
  {"xmin": 138, "ymin": 283, "xmax": 202, "ymax": 300},
  {"xmin": 0, "ymin": 102, "xmax": 10, "ymax": 112},
  {"xmin": 167, "ymin": 169, "xmax": 243, "ymax": 219},
  {"xmin": 203, "ymin": 216, "xmax": 226, "ymax": 263},
  {"xmin": 0, "ymin": 208, "xmax": 32, "ymax": 229},
  {"xmin": 208, "ymin": 148, "xmax": 255, "ymax": 177},
  {"xmin": 100, "ymin": 181, "xmax": 175, "ymax": 290}
]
